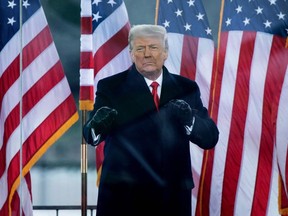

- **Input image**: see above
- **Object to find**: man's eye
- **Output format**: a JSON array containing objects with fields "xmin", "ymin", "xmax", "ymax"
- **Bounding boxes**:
[
  {"xmin": 150, "ymin": 46, "xmax": 158, "ymax": 50},
  {"xmin": 136, "ymin": 47, "xmax": 144, "ymax": 52}
]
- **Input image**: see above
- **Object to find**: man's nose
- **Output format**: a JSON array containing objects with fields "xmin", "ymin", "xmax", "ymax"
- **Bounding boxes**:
[{"xmin": 144, "ymin": 47, "xmax": 152, "ymax": 57}]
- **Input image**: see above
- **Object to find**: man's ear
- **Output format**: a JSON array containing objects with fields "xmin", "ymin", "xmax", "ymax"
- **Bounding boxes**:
[
  {"xmin": 163, "ymin": 50, "xmax": 168, "ymax": 60},
  {"xmin": 130, "ymin": 51, "xmax": 135, "ymax": 62}
]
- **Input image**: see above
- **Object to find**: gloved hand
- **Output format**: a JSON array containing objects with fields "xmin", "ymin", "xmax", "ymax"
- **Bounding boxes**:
[
  {"xmin": 167, "ymin": 99, "xmax": 193, "ymax": 126},
  {"xmin": 89, "ymin": 106, "xmax": 118, "ymax": 135}
]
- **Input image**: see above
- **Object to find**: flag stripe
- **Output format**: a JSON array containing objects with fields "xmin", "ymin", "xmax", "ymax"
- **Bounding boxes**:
[
  {"xmin": 221, "ymin": 31, "xmax": 255, "ymax": 216},
  {"xmin": 195, "ymin": 37, "xmax": 215, "ymax": 108},
  {"xmin": 179, "ymin": 36, "xmax": 198, "ymax": 80},
  {"xmin": 80, "ymin": 52, "xmax": 94, "ymax": 69},
  {"xmin": 1, "ymin": 43, "xmax": 61, "ymax": 149},
  {"xmin": 210, "ymin": 31, "xmax": 243, "ymax": 216},
  {"xmin": 0, "ymin": 48, "xmax": 62, "ymax": 180},
  {"xmin": 81, "ymin": 17, "xmax": 93, "ymax": 34},
  {"xmin": 94, "ymin": 22, "xmax": 130, "ymax": 75},
  {"xmin": 0, "ymin": 7, "xmax": 47, "ymax": 77},
  {"xmin": 165, "ymin": 33, "xmax": 183, "ymax": 74},
  {"xmin": 234, "ymin": 32, "xmax": 271, "ymax": 215},
  {"xmin": 22, "ymin": 26, "xmax": 52, "ymax": 69},
  {"xmin": 251, "ymin": 35, "xmax": 287, "ymax": 216},
  {"xmin": 79, "ymin": 0, "xmax": 94, "ymax": 110},
  {"xmin": 276, "ymin": 65, "xmax": 288, "ymax": 215},
  {"xmin": 0, "ymin": 24, "xmax": 53, "ymax": 113}
]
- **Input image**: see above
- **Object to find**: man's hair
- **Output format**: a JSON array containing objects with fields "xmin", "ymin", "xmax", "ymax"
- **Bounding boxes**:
[{"xmin": 128, "ymin": 24, "xmax": 169, "ymax": 52}]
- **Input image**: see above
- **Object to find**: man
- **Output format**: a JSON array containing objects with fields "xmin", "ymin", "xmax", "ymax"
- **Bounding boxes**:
[{"xmin": 83, "ymin": 24, "xmax": 219, "ymax": 216}]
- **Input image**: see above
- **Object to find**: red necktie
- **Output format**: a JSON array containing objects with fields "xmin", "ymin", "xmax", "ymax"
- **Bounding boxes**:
[{"xmin": 150, "ymin": 81, "xmax": 160, "ymax": 110}]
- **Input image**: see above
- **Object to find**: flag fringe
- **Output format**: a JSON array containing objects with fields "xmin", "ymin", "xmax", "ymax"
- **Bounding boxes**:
[
  {"xmin": 96, "ymin": 165, "xmax": 102, "ymax": 187},
  {"xmin": 79, "ymin": 100, "xmax": 94, "ymax": 111},
  {"xmin": 279, "ymin": 175, "xmax": 288, "ymax": 215}
]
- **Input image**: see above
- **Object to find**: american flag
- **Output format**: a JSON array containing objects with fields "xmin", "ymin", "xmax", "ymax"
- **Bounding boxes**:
[
  {"xmin": 200, "ymin": 0, "xmax": 288, "ymax": 215},
  {"xmin": 0, "ymin": 0, "xmax": 79, "ymax": 215},
  {"xmin": 79, "ymin": 0, "xmax": 131, "ymax": 111},
  {"xmin": 80, "ymin": 0, "xmax": 132, "ymax": 181},
  {"xmin": 156, "ymin": 0, "xmax": 215, "ymax": 215}
]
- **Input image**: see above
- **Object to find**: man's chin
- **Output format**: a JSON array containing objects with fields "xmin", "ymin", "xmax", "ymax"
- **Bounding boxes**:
[{"xmin": 142, "ymin": 66, "xmax": 157, "ymax": 72}]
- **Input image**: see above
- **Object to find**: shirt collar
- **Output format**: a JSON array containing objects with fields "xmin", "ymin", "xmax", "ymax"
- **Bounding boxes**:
[{"xmin": 144, "ymin": 72, "xmax": 163, "ymax": 87}]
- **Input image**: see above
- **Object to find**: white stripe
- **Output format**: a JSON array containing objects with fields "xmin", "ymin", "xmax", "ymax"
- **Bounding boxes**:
[
  {"xmin": 17, "ymin": 177, "xmax": 33, "ymax": 216},
  {"xmin": 80, "ymin": 0, "xmax": 92, "ymax": 17},
  {"xmin": 0, "ymin": 43, "xmax": 59, "ymax": 149},
  {"xmin": 210, "ymin": 31, "xmax": 243, "ymax": 215},
  {"xmin": 195, "ymin": 38, "xmax": 214, "ymax": 108},
  {"xmin": 0, "ymin": 7, "xmax": 47, "ymax": 76},
  {"xmin": 80, "ymin": 34, "xmax": 93, "ymax": 52},
  {"xmin": 0, "ymin": 78, "xmax": 71, "ymax": 208},
  {"xmin": 234, "ymin": 32, "xmax": 272, "ymax": 215},
  {"xmin": 165, "ymin": 33, "xmax": 183, "ymax": 75},
  {"xmin": 276, "ymin": 64, "xmax": 288, "ymax": 195},
  {"xmin": 191, "ymin": 37, "xmax": 214, "ymax": 215},
  {"xmin": 190, "ymin": 145, "xmax": 204, "ymax": 216},
  {"xmin": 22, "ymin": 78, "xmax": 71, "ymax": 140},
  {"xmin": 92, "ymin": 2, "xmax": 129, "ymax": 54},
  {"xmin": 267, "ymin": 148, "xmax": 281, "ymax": 216},
  {"xmin": 94, "ymin": 47, "xmax": 131, "ymax": 86},
  {"xmin": 80, "ymin": 68, "xmax": 95, "ymax": 86}
]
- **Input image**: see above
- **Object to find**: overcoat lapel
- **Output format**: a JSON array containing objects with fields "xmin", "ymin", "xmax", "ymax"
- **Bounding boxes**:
[
  {"xmin": 124, "ymin": 66, "xmax": 156, "ymax": 114},
  {"xmin": 160, "ymin": 67, "xmax": 183, "ymax": 106}
]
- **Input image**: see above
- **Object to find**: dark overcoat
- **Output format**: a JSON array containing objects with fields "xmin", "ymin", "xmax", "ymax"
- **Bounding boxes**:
[{"xmin": 83, "ymin": 64, "xmax": 219, "ymax": 216}]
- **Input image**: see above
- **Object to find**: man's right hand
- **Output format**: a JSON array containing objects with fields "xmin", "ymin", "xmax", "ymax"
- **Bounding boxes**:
[{"xmin": 89, "ymin": 106, "xmax": 118, "ymax": 135}]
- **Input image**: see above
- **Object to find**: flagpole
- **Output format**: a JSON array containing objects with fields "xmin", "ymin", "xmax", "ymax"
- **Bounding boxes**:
[
  {"xmin": 81, "ymin": 110, "xmax": 88, "ymax": 216},
  {"xmin": 19, "ymin": 0, "xmax": 24, "ymax": 215},
  {"xmin": 154, "ymin": 0, "xmax": 160, "ymax": 25}
]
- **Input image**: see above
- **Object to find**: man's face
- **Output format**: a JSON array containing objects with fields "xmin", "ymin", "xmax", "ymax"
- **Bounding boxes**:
[{"xmin": 130, "ymin": 36, "xmax": 168, "ymax": 79}]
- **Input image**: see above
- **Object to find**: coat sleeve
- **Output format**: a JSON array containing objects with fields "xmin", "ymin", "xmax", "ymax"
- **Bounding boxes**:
[
  {"xmin": 82, "ymin": 79, "xmax": 112, "ymax": 145},
  {"xmin": 185, "ymin": 83, "xmax": 219, "ymax": 149}
]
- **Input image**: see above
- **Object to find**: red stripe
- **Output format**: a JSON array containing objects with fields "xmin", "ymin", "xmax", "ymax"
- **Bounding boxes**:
[
  {"xmin": 0, "ymin": 26, "xmax": 52, "ymax": 108},
  {"xmin": 21, "ymin": 95, "xmax": 77, "ymax": 165},
  {"xmin": 180, "ymin": 35, "xmax": 198, "ymax": 80},
  {"xmin": 0, "ymin": 57, "xmax": 19, "ymax": 109},
  {"xmin": 22, "ymin": 26, "xmax": 52, "ymax": 69},
  {"xmin": 280, "ymin": 175, "xmax": 288, "ymax": 211},
  {"xmin": 0, "ymin": 104, "xmax": 19, "ymax": 178},
  {"xmin": 79, "ymin": 86, "xmax": 95, "ymax": 101},
  {"xmin": 81, "ymin": 17, "xmax": 92, "ymax": 34},
  {"xmin": 196, "ymin": 32, "xmax": 229, "ymax": 216},
  {"xmin": 251, "ymin": 36, "xmax": 287, "ymax": 215},
  {"xmin": 22, "ymin": 61, "xmax": 64, "ymax": 116},
  {"xmin": 96, "ymin": 142, "xmax": 105, "ymax": 171},
  {"xmin": 209, "ymin": 32, "xmax": 228, "ymax": 122},
  {"xmin": 80, "ymin": 51, "xmax": 94, "ymax": 69},
  {"xmin": 0, "ymin": 62, "xmax": 65, "ymax": 177},
  {"xmin": 94, "ymin": 22, "xmax": 130, "ymax": 74},
  {"xmin": 7, "ymin": 95, "xmax": 77, "ymax": 192},
  {"xmin": 221, "ymin": 32, "xmax": 255, "ymax": 216},
  {"xmin": 9, "ymin": 173, "xmax": 32, "ymax": 216}
]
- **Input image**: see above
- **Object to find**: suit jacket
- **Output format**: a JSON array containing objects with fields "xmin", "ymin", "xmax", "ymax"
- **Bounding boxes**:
[{"xmin": 83, "ymin": 64, "xmax": 219, "ymax": 190}]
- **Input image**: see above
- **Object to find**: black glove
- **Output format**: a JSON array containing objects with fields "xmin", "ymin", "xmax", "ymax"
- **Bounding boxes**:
[
  {"xmin": 167, "ymin": 99, "xmax": 193, "ymax": 126},
  {"xmin": 89, "ymin": 106, "xmax": 118, "ymax": 135}
]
